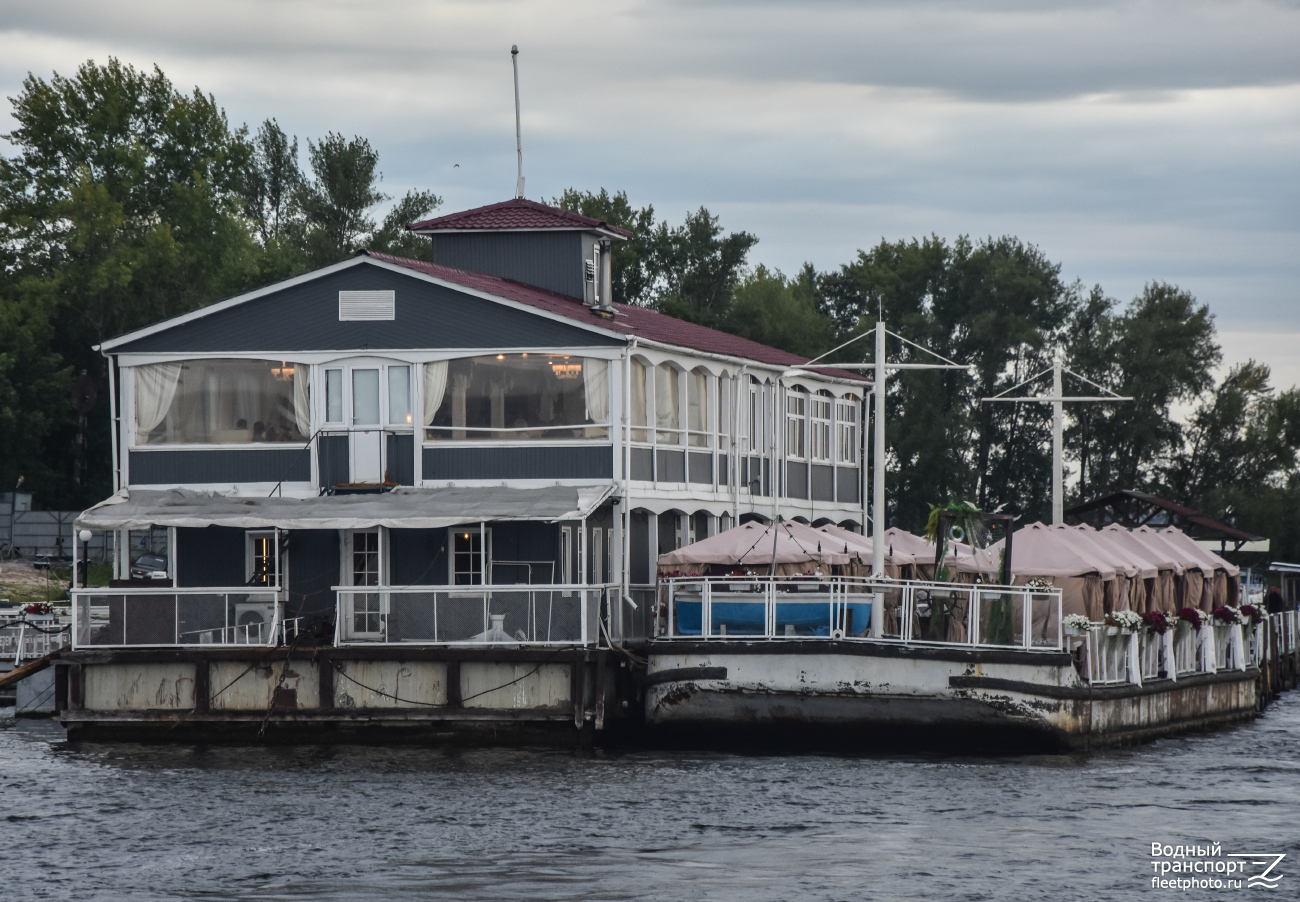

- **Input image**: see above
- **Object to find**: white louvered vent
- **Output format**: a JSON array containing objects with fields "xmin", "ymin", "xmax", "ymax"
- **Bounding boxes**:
[{"xmin": 339, "ymin": 290, "xmax": 395, "ymax": 321}]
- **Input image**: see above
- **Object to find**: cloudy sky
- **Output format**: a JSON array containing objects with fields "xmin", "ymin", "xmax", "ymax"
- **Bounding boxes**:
[{"xmin": 3, "ymin": 0, "xmax": 1297, "ymax": 387}]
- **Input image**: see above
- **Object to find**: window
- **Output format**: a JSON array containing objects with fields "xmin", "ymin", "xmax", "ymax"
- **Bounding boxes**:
[
  {"xmin": 786, "ymin": 390, "xmax": 807, "ymax": 460},
  {"xmin": 387, "ymin": 365, "xmax": 411, "ymax": 425},
  {"xmin": 452, "ymin": 528, "xmax": 490, "ymax": 585},
  {"xmin": 747, "ymin": 379, "xmax": 765, "ymax": 453},
  {"xmin": 718, "ymin": 376, "xmax": 730, "ymax": 446},
  {"xmin": 424, "ymin": 355, "xmax": 608, "ymax": 441},
  {"xmin": 325, "ymin": 369, "xmax": 343, "ymax": 423},
  {"xmin": 246, "ymin": 531, "xmax": 278, "ymax": 586},
  {"xmin": 836, "ymin": 397, "xmax": 860, "ymax": 465},
  {"xmin": 687, "ymin": 368, "xmax": 709, "ymax": 447},
  {"xmin": 630, "ymin": 358, "xmax": 649, "ymax": 442},
  {"xmin": 134, "ymin": 359, "xmax": 309, "ymax": 445},
  {"xmin": 810, "ymin": 393, "xmax": 832, "ymax": 463},
  {"xmin": 349, "ymin": 530, "xmax": 382, "ymax": 635},
  {"xmin": 655, "ymin": 364, "xmax": 680, "ymax": 444}
]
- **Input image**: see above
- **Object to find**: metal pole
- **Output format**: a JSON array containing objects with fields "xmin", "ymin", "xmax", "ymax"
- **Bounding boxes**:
[
  {"xmin": 871, "ymin": 320, "xmax": 886, "ymax": 577},
  {"xmin": 1052, "ymin": 359, "xmax": 1063, "ymax": 526},
  {"xmin": 511, "ymin": 45, "xmax": 524, "ymax": 199}
]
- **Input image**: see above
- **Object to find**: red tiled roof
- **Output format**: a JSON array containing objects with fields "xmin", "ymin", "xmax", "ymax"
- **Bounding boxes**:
[
  {"xmin": 408, "ymin": 198, "xmax": 635, "ymax": 238},
  {"xmin": 363, "ymin": 251, "xmax": 866, "ymax": 381}
]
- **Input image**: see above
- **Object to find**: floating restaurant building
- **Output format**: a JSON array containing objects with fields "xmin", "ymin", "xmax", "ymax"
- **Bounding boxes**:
[{"xmin": 53, "ymin": 197, "xmax": 1295, "ymax": 749}]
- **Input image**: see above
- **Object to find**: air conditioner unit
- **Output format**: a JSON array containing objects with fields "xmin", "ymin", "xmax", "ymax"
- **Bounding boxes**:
[{"xmin": 234, "ymin": 601, "xmax": 278, "ymax": 628}]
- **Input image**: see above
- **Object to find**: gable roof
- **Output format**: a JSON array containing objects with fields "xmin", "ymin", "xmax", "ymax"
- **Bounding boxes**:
[
  {"xmin": 364, "ymin": 252, "xmax": 864, "ymax": 379},
  {"xmin": 408, "ymin": 198, "xmax": 634, "ymax": 239},
  {"xmin": 1065, "ymin": 490, "xmax": 1261, "ymax": 544}
]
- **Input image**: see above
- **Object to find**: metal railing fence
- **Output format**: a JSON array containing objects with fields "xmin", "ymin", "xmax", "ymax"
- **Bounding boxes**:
[
  {"xmin": 0, "ymin": 619, "xmax": 71, "ymax": 662},
  {"xmin": 71, "ymin": 588, "xmax": 285, "ymax": 649},
  {"xmin": 334, "ymin": 583, "xmax": 612, "ymax": 646},
  {"xmin": 656, "ymin": 577, "xmax": 1063, "ymax": 651}
]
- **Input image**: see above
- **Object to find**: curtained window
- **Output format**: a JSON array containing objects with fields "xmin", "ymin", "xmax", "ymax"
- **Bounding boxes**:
[
  {"xmin": 135, "ymin": 359, "xmax": 308, "ymax": 445},
  {"xmin": 424, "ymin": 354, "xmax": 609, "ymax": 441}
]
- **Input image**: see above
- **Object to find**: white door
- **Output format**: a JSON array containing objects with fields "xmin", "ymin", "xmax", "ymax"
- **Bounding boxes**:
[{"xmin": 350, "ymin": 368, "xmax": 383, "ymax": 483}]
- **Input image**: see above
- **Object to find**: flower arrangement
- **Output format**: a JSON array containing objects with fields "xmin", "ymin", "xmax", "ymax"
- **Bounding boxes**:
[
  {"xmin": 1063, "ymin": 613, "xmax": 1093, "ymax": 633},
  {"xmin": 658, "ymin": 569, "xmax": 683, "ymax": 580},
  {"xmin": 1177, "ymin": 607, "xmax": 1205, "ymax": 629},
  {"xmin": 1024, "ymin": 577, "xmax": 1054, "ymax": 592},
  {"xmin": 1239, "ymin": 604, "xmax": 1264, "ymax": 625},
  {"xmin": 1142, "ymin": 610, "xmax": 1174, "ymax": 634},
  {"xmin": 1212, "ymin": 605, "xmax": 1246, "ymax": 626},
  {"xmin": 1104, "ymin": 610, "xmax": 1144, "ymax": 633},
  {"xmin": 24, "ymin": 602, "xmax": 53, "ymax": 615}
]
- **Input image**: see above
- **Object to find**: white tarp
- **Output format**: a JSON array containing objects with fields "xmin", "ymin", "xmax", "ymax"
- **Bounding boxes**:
[{"xmin": 76, "ymin": 485, "xmax": 615, "ymax": 531}]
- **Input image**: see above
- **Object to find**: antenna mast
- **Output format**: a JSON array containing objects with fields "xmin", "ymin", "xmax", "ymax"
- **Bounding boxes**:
[{"xmin": 511, "ymin": 45, "xmax": 524, "ymax": 199}]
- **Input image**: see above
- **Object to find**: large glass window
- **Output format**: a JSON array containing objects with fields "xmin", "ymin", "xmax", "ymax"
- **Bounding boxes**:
[
  {"xmin": 747, "ymin": 379, "xmax": 765, "ymax": 453},
  {"xmin": 134, "ymin": 359, "xmax": 309, "ymax": 445},
  {"xmin": 836, "ymin": 397, "xmax": 860, "ymax": 465},
  {"xmin": 453, "ymin": 528, "xmax": 490, "ymax": 585},
  {"xmin": 810, "ymin": 392, "xmax": 832, "ymax": 463},
  {"xmin": 424, "ymin": 355, "xmax": 608, "ymax": 441},
  {"xmin": 786, "ymin": 390, "xmax": 807, "ymax": 460},
  {"xmin": 387, "ymin": 365, "xmax": 411, "ymax": 425},
  {"xmin": 655, "ymin": 364, "xmax": 680, "ymax": 444},
  {"xmin": 718, "ymin": 375, "xmax": 730, "ymax": 446},
  {"xmin": 687, "ymin": 368, "xmax": 709, "ymax": 447}
]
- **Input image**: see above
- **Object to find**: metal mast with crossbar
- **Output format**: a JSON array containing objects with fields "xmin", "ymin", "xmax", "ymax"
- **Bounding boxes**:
[{"xmin": 982, "ymin": 360, "xmax": 1131, "ymax": 526}]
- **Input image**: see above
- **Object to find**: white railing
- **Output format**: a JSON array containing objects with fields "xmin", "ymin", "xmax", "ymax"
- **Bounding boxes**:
[
  {"xmin": 71, "ymin": 588, "xmax": 284, "ymax": 649},
  {"xmin": 1077, "ymin": 621, "xmax": 1255, "ymax": 686},
  {"xmin": 656, "ymin": 577, "xmax": 1064, "ymax": 651},
  {"xmin": 0, "ymin": 619, "xmax": 72, "ymax": 662},
  {"xmin": 334, "ymin": 584, "xmax": 611, "ymax": 646},
  {"xmin": 1272, "ymin": 611, "xmax": 1298, "ymax": 655}
]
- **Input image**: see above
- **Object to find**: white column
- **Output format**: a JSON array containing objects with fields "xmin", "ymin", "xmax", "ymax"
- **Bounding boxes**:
[
  {"xmin": 871, "ymin": 320, "xmax": 886, "ymax": 576},
  {"xmin": 1052, "ymin": 359, "xmax": 1064, "ymax": 526}
]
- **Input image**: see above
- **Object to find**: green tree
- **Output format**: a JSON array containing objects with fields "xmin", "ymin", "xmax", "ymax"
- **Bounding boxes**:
[
  {"xmin": 723, "ymin": 264, "xmax": 833, "ymax": 358},
  {"xmin": 297, "ymin": 132, "xmax": 387, "ymax": 267},
  {"xmin": 651, "ymin": 207, "xmax": 758, "ymax": 325},
  {"xmin": 370, "ymin": 189, "xmax": 441, "ymax": 259}
]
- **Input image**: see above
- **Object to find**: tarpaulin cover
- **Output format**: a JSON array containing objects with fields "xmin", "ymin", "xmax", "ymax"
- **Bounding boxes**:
[{"xmin": 76, "ymin": 485, "xmax": 614, "ymax": 531}]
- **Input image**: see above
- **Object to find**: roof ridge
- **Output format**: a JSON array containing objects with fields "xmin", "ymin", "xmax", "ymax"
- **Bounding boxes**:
[{"xmin": 408, "ymin": 197, "xmax": 634, "ymax": 238}]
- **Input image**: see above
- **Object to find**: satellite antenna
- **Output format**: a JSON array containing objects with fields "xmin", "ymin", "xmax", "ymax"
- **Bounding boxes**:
[{"xmin": 511, "ymin": 45, "xmax": 525, "ymax": 198}]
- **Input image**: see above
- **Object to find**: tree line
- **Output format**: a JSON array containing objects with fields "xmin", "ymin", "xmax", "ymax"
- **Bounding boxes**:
[{"xmin": 2, "ymin": 60, "xmax": 1297, "ymax": 561}]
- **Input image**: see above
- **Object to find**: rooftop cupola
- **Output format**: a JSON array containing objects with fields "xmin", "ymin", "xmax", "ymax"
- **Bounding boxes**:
[{"xmin": 408, "ymin": 198, "xmax": 631, "ymax": 310}]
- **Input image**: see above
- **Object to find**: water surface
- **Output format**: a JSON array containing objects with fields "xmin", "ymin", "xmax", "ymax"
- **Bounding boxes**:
[{"xmin": 3, "ymin": 697, "xmax": 1298, "ymax": 900}]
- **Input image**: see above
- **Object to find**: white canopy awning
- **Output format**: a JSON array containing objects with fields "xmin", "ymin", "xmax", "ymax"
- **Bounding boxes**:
[{"xmin": 76, "ymin": 485, "xmax": 615, "ymax": 531}]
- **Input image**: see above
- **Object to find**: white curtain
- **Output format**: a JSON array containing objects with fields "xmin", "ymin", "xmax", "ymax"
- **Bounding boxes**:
[
  {"xmin": 656, "ymin": 364, "xmax": 680, "ymax": 441},
  {"xmin": 292, "ymin": 364, "xmax": 311, "ymax": 438},
  {"xmin": 423, "ymin": 361, "xmax": 448, "ymax": 426},
  {"xmin": 583, "ymin": 358, "xmax": 609, "ymax": 424},
  {"xmin": 134, "ymin": 363, "xmax": 182, "ymax": 441}
]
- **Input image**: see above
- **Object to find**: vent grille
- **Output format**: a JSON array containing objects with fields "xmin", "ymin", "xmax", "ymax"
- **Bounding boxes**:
[{"xmin": 339, "ymin": 290, "xmax": 395, "ymax": 321}]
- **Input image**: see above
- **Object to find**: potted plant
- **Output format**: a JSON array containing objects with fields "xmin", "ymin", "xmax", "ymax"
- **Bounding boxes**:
[
  {"xmin": 1064, "ymin": 613, "xmax": 1093, "ymax": 637},
  {"xmin": 1239, "ymin": 604, "xmax": 1264, "ymax": 626},
  {"xmin": 1104, "ymin": 610, "xmax": 1143, "ymax": 635},
  {"xmin": 1177, "ymin": 607, "xmax": 1205, "ymax": 629},
  {"xmin": 1142, "ymin": 610, "xmax": 1173, "ymax": 634}
]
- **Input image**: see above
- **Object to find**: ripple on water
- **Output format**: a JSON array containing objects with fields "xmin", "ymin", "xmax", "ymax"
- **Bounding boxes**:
[{"xmin": 1, "ymin": 697, "xmax": 1299, "ymax": 901}]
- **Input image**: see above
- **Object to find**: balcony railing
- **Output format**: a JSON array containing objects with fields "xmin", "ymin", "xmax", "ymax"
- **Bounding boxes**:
[
  {"xmin": 1076, "ymin": 620, "xmax": 1261, "ymax": 686},
  {"xmin": 656, "ymin": 577, "xmax": 1064, "ymax": 651},
  {"xmin": 334, "ymin": 584, "xmax": 611, "ymax": 646},
  {"xmin": 0, "ymin": 618, "xmax": 71, "ymax": 662},
  {"xmin": 71, "ymin": 588, "xmax": 288, "ymax": 649}
]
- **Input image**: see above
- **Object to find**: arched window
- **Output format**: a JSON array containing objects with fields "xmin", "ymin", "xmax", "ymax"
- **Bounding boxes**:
[
  {"xmin": 810, "ymin": 390, "xmax": 833, "ymax": 463},
  {"xmin": 630, "ymin": 358, "xmax": 649, "ymax": 442},
  {"xmin": 687, "ymin": 367, "xmax": 710, "ymax": 447},
  {"xmin": 836, "ymin": 394, "xmax": 860, "ymax": 464},
  {"xmin": 785, "ymin": 386, "xmax": 807, "ymax": 460},
  {"xmin": 655, "ymin": 363, "xmax": 680, "ymax": 444}
]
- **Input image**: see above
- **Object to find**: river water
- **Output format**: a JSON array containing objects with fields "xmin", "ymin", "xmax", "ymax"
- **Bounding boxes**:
[{"xmin": 3, "ymin": 697, "xmax": 1298, "ymax": 901}]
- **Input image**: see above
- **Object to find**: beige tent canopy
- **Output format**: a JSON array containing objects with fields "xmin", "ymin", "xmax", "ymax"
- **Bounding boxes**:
[{"xmin": 657, "ymin": 519, "xmax": 852, "ymax": 576}]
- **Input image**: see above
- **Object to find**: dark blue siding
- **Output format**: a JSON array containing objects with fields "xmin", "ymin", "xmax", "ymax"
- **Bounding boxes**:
[
  {"xmin": 386, "ymin": 434, "xmax": 415, "ymax": 485},
  {"xmin": 112, "ymin": 262, "xmax": 621, "ymax": 353},
  {"xmin": 176, "ymin": 526, "xmax": 245, "ymax": 587},
  {"xmin": 130, "ymin": 449, "xmax": 309, "ymax": 485},
  {"xmin": 318, "ymin": 435, "xmax": 349, "ymax": 490},
  {"xmin": 422, "ymin": 445, "xmax": 612, "ymax": 480},
  {"xmin": 786, "ymin": 461, "xmax": 809, "ymax": 500},
  {"xmin": 287, "ymin": 529, "xmax": 338, "ymax": 627},
  {"xmin": 430, "ymin": 232, "xmax": 585, "ymax": 299},
  {"xmin": 656, "ymin": 450, "xmax": 686, "ymax": 483},
  {"xmin": 836, "ymin": 467, "xmax": 860, "ymax": 503},
  {"xmin": 631, "ymin": 447, "xmax": 653, "ymax": 481},
  {"xmin": 688, "ymin": 452, "xmax": 713, "ymax": 485},
  {"xmin": 811, "ymin": 464, "xmax": 835, "ymax": 502},
  {"xmin": 389, "ymin": 528, "xmax": 448, "ymax": 585}
]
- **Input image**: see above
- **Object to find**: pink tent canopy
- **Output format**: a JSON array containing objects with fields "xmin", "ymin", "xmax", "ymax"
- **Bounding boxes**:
[
  {"xmin": 813, "ymin": 523, "xmax": 917, "ymax": 567},
  {"xmin": 1157, "ymin": 526, "xmax": 1240, "ymax": 577},
  {"xmin": 999, "ymin": 522, "xmax": 1117, "ymax": 580},
  {"xmin": 657, "ymin": 519, "xmax": 851, "ymax": 571},
  {"xmin": 1134, "ymin": 526, "xmax": 1214, "ymax": 577},
  {"xmin": 1106, "ymin": 524, "xmax": 1182, "ymax": 573},
  {"xmin": 1056, "ymin": 525, "xmax": 1149, "ymax": 579}
]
